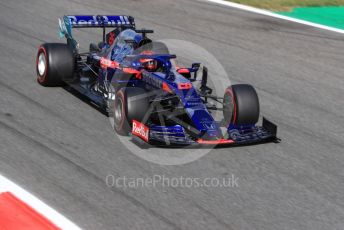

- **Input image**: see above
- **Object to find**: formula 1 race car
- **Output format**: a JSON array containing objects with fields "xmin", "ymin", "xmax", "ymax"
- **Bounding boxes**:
[{"xmin": 36, "ymin": 15, "xmax": 278, "ymax": 146}]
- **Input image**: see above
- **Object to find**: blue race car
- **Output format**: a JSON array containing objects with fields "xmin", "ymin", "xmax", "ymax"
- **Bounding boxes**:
[{"xmin": 36, "ymin": 15, "xmax": 278, "ymax": 146}]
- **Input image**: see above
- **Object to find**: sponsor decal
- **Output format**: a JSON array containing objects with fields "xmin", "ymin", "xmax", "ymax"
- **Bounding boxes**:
[
  {"xmin": 142, "ymin": 72, "xmax": 163, "ymax": 89},
  {"xmin": 67, "ymin": 15, "xmax": 130, "ymax": 26},
  {"xmin": 178, "ymin": 82, "xmax": 192, "ymax": 90},
  {"xmin": 141, "ymin": 73, "xmax": 174, "ymax": 93},
  {"xmin": 132, "ymin": 120, "xmax": 149, "ymax": 142},
  {"xmin": 203, "ymin": 123, "xmax": 216, "ymax": 130}
]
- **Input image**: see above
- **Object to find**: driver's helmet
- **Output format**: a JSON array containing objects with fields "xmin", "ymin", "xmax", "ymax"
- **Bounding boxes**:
[{"xmin": 140, "ymin": 50, "xmax": 158, "ymax": 72}]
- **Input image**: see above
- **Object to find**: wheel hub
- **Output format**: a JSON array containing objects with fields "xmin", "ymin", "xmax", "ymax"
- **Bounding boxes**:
[{"xmin": 38, "ymin": 53, "xmax": 46, "ymax": 76}]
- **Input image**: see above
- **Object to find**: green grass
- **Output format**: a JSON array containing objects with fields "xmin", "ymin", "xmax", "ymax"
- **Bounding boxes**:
[{"xmin": 230, "ymin": 0, "xmax": 344, "ymax": 11}]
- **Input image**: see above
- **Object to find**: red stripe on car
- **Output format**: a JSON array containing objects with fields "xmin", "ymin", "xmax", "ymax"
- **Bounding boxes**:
[
  {"xmin": 197, "ymin": 139, "xmax": 235, "ymax": 145},
  {"xmin": 100, "ymin": 57, "xmax": 119, "ymax": 69}
]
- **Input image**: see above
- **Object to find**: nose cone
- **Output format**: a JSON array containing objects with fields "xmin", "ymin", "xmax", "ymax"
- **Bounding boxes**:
[
  {"xmin": 187, "ymin": 108, "xmax": 223, "ymax": 140},
  {"xmin": 172, "ymin": 71, "xmax": 222, "ymax": 140}
]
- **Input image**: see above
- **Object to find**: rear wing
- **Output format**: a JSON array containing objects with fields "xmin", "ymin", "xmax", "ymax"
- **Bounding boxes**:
[
  {"xmin": 59, "ymin": 15, "xmax": 135, "ymax": 50},
  {"xmin": 66, "ymin": 15, "xmax": 135, "ymax": 28}
]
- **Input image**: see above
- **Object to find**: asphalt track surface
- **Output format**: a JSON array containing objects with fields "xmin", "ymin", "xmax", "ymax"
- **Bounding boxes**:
[{"xmin": 1, "ymin": 0, "xmax": 344, "ymax": 229}]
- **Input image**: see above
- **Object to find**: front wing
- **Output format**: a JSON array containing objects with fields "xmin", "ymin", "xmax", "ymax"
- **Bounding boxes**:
[{"xmin": 131, "ymin": 118, "xmax": 279, "ymax": 147}]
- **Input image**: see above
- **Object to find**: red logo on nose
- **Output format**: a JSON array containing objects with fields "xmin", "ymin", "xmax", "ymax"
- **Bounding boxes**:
[{"xmin": 132, "ymin": 120, "xmax": 149, "ymax": 142}]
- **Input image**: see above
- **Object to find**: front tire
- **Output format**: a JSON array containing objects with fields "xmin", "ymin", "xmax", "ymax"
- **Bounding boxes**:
[
  {"xmin": 36, "ymin": 43, "xmax": 74, "ymax": 86},
  {"xmin": 223, "ymin": 84, "xmax": 260, "ymax": 126},
  {"xmin": 113, "ymin": 87, "xmax": 150, "ymax": 135}
]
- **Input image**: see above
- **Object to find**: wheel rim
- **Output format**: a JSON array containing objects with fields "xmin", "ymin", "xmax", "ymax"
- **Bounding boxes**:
[
  {"xmin": 115, "ymin": 98, "xmax": 123, "ymax": 126},
  {"xmin": 37, "ymin": 52, "xmax": 46, "ymax": 76},
  {"xmin": 223, "ymin": 92, "xmax": 234, "ymax": 125}
]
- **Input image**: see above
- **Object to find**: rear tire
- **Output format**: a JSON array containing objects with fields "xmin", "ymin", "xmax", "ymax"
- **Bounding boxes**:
[
  {"xmin": 114, "ymin": 87, "xmax": 150, "ymax": 135},
  {"xmin": 223, "ymin": 84, "xmax": 260, "ymax": 126},
  {"xmin": 36, "ymin": 43, "xmax": 74, "ymax": 86}
]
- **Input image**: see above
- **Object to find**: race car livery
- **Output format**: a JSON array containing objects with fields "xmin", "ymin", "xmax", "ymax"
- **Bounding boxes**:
[{"xmin": 36, "ymin": 15, "xmax": 279, "ymax": 147}]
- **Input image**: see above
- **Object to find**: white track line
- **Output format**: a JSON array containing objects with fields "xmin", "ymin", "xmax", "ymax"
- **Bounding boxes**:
[
  {"xmin": 203, "ymin": 0, "xmax": 344, "ymax": 34},
  {"xmin": 0, "ymin": 175, "xmax": 82, "ymax": 230}
]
